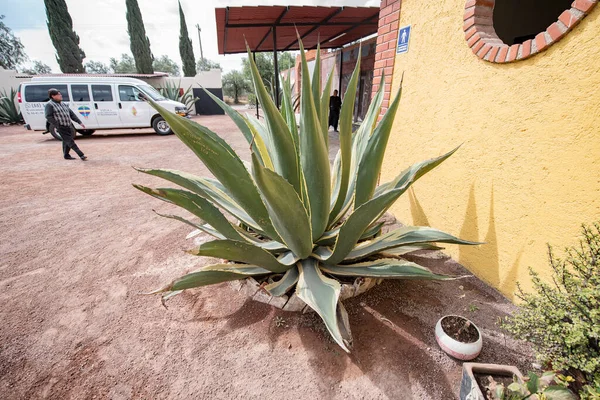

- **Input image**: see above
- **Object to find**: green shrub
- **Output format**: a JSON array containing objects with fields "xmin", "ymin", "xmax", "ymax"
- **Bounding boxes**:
[
  {"xmin": 503, "ymin": 223, "xmax": 600, "ymax": 399},
  {"xmin": 0, "ymin": 88, "xmax": 23, "ymax": 124},
  {"xmin": 158, "ymin": 81, "xmax": 198, "ymax": 114},
  {"xmin": 485, "ymin": 371, "xmax": 576, "ymax": 400},
  {"xmin": 134, "ymin": 39, "xmax": 477, "ymax": 352}
]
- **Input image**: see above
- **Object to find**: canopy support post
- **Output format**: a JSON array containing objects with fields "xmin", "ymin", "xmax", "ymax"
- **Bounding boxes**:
[
  {"xmin": 253, "ymin": 52, "xmax": 259, "ymax": 119},
  {"xmin": 272, "ymin": 26, "xmax": 280, "ymax": 108}
]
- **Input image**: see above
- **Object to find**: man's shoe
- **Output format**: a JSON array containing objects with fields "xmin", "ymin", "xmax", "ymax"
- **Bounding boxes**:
[
  {"xmin": 80, "ymin": 155, "xmax": 88, "ymax": 161},
  {"xmin": 64, "ymin": 155, "xmax": 76, "ymax": 160}
]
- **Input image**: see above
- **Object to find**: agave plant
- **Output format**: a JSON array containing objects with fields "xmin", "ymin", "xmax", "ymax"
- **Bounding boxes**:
[
  {"xmin": 134, "ymin": 38, "xmax": 477, "ymax": 352},
  {"xmin": 0, "ymin": 88, "xmax": 23, "ymax": 125},
  {"xmin": 158, "ymin": 80, "xmax": 198, "ymax": 114}
]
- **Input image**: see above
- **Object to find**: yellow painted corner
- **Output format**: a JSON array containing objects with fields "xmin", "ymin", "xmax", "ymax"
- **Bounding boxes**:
[{"xmin": 384, "ymin": 0, "xmax": 600, "ymax": 300}]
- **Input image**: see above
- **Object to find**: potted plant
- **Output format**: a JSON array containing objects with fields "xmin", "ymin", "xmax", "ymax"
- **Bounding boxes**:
[
  {"xmin": 436, "ymin": 315, "xmax": 483, "ymax": 360},
  {"xmin": 460, "ymin": 364, "xmax": 576, "ymax": 400},
  {"xmin": 133, "ymin": 36, "xmax": 478, "ymax": 352}
]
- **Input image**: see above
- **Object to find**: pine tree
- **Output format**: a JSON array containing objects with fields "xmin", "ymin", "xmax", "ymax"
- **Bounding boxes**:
[
  {"xmin": 178, "ymin": 2, "xmax": 196, "ymax": 77},
  {"xmin": 44, "ymin": 0, "xmax": 86, "ymax": 73},
  {"xmin": 126, "ymin": 0, "xmax": 153, "ymax": 74}
]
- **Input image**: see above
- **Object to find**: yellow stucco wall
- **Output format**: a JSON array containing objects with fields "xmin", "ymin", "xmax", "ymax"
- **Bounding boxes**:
[{"xmin": 384, "ymin": 0, "xmax": 600, "ymax": 299}]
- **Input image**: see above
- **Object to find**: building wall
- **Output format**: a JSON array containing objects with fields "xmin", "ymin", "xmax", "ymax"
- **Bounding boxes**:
[{"xmin": 383, "ymin": 0, "xmax": 600, "ymax": 299}]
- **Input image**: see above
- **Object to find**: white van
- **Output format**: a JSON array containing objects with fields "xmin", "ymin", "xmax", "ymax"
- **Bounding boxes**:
[{"xmin": 19, "ymin": 76, "xmax": 188, "ymax": 139}]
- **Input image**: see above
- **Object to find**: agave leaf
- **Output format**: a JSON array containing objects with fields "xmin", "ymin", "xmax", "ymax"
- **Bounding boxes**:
[
  {"xmin": 311, "ymin": 246, "xmax": 333, "ymax": 260},
  {"xmin": 144, "ymin": 100, "xmax": 279, "ymax": 240},
  {"xmin": 323, "ymin": 188, "xmax": 407, "ymax": 265},
  {"xmin": 321, "ymin": 259, "xmax": 453, "ymax": 280},
  {"xmin": 330, "ymin": 74, "xmax": 385, "ymax": 228},
  {"xmin": 344, "ymin": 226, "xmax": 479, "ymax": 261},
  {"xmin": 336, "ymin": 301, "xmax": 353, "ymax": 350},
  {"xmin": 376, "ymin": 146, "xmax": 461, "ymax": 201},
  {"xmin": 296, "ymin": 258, "xmax": 349, "ymax": 352},
  {"xmin": 134, "ymin": 168, "xmax": 262, "ymax": 233},
  {"xmin": 265, "ymin": 267, "xmax": 299, "ymax": 297},
  {"xmin": 190, "ymin": 239, "xmax": 289, "ymax": 273},
  {"xmin": 354, "ymin": 80, "xmax": 403, "ymax": 208},
  {"xmin": 380, "ymin": 243, "xmax": 443, "ymax": 257},
  {"xmin": 246, "ymin": 46, "xmax": 301, "ymax": 194},
  {"xmin": 277, "ymin": 251, "xmax": 300, "ymax": 266},
  {"xmin": 202, "ymin": 88, "xmax": 273, "ymax": 169},
  {"xmin": 298, "ymin": 38, "xmax": 331, "ymax": 239},
  {"xmin": 328, "ymin": 49, "xmax": 361, "ymax": 226},
  {"xmin": 251, "ymin": 153, "xmax": 313, "ymax": 258},
  {"xmin": 153, "ymin": 210, "xmax": 224, "ymax": 239},
  {"xmin": 330, "ymin": 149, "xmax": 342, "ymax": 208},
  {"xmin": 326, "ymin": 147, "xmax": 461, "ymax": 264},
  {"xmin": 281, "ymin": 72, "xmax": 299, "ymax": 148},
  {"xmin": 311, "ymin": 42, "xmax": 321, "ymax": 120},
  {"xmin": 317, "ymin": 221, "xmax": 384, "ymax": 247},
  {"xmin": 320, "ymin": 68, "xmax": 334, "ymax": 146},
  {"xmin": 149, "ymin": 264, "xmax": 271, "ymax": 293},
  {"xmin": 133, "ymin": 185, "xmax": 244, "ymax": 241}
]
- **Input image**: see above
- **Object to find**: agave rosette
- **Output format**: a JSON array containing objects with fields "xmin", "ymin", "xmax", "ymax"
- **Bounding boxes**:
[{"xmin": 134, "ymin": 38, "xmax": 477, "ymax": 352}]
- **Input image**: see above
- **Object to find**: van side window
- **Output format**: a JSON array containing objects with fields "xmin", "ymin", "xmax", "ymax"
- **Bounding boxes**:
[
  {"xmin": 71, "ymin": 85, "xmax": 90, "ymax": 102},
  {"xmin": 119, "ymin": 85, "xmax": 143, "ymax": 102},
  {"xmin": 91, "ymin": 85, "xmax": 113, "ymax": 102},
  {"xmin": 24, "ymin": 84, "xmax": 70, "ymax": 102}
]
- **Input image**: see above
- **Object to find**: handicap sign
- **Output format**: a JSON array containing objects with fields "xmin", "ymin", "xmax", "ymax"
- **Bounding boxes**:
[{"xmin": 397, "ymin": 25, "xmax": 411, "ymax": 54}]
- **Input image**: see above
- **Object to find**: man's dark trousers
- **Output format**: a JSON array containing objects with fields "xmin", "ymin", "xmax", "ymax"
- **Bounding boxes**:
[
  {"xmin": 329, "ymin": 110, "xmax": 340, "ymax": 131},
  {"xmin": 58, "ymin": 125, "xmax": 84, "ymax": 158}
]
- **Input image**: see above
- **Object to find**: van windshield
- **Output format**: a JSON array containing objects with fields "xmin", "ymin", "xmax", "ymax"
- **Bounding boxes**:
[{"xmin": 139, "ymin": 85, "xmax": 166, "ymax": 101}]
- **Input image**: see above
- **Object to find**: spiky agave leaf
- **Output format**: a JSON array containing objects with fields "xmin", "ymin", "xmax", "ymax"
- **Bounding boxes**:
[{"xmin": 134, "ymin": 37, "xmax": 478, "ymax": 353}]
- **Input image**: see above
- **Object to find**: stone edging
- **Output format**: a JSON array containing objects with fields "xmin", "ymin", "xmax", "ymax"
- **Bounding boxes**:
[{"xmin": 463, "ymin": 0, "xmax": 598, "ymax": 63}]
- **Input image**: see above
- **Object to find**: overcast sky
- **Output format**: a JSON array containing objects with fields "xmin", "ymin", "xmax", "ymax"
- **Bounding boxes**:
[{"xmin": 4, "ymin": 0, "xmax": 379, "ymax": 74}]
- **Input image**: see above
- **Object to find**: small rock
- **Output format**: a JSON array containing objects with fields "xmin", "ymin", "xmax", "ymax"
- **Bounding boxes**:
[{"xmin": 288, "ymin": 344, "xmax": 292, "ymax": 349}]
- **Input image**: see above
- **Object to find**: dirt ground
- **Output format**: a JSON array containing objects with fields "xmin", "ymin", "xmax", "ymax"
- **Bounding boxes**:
[{"xmin": 0, "ymin": 115, "xmax": 533, "ymax": 400}]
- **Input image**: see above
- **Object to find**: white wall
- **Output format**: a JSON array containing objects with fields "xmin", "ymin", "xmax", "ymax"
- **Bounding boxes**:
[
  {"xmin": 162, "ymin": 69, "xmax": 222, "ymax": 89},
  {"xmin": 0, "ymin": 68, "xmax": 30, "ymax": 93}
]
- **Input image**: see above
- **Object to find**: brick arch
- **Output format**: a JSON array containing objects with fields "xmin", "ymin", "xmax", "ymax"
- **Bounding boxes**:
[{"xmin": 463, "ymin": 0, "xmax": 597, "ymax": 63}]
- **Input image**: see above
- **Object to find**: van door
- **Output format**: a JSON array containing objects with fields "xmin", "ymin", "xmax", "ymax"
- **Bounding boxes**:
[
  {"xmin": 21, "ymin": 84, "xmax": 70, "ymax": 130},
  {"xmin": 91, "ymin": 84, "xmax": 121, "ymax": 127},
  {"xmin": 117, "ymin": 85, "xmax": 149, "ymax": 127},
  {"xmin": 69, "ymin": 84, "xmax": 99, "ymax": 128}
]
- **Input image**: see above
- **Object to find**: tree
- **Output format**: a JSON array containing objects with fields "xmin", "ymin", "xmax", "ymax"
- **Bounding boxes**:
[
  {"xmin": 197, "ymin": 58, "xmax": 221, "ymax": 72},
  {"xmin": 153, "ymin": 55, "xmax": 180, "ymax": 76},
  {"xmin": 0, "ymin": 15, "xmax": 27, "ymax": 70},
  {"xmin": 85, "ymin": 60, "xmax": 110, "ymax": 74},
  {"xmin": 178, "ymin": 2, "xmax": 196, "ymax": 77},
  {"xmin": 242, "ymin": 51, "xmax": 296, "ymax": 92},
  {"xmin": 109, "ymin": 54, "xmax": 137, "ymax": 74},
  {"xmin": 126, "ymin": 0, "xmax": 153, "ymax": 74},
  {"xmin": 44, "ymin": 0, "xmax": 86, "ymax": 73},
  {"xmin": 222, "ymin": 70, "xmax": 251, "ymax": 104},
  {"xmin": 21, "ymin": 61, "xmax": 52, "ymax": 75}
]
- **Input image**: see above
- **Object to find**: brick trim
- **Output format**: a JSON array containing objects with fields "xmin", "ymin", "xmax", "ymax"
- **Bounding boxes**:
[
  {"xmin": 463, "ymin": 0, "xmax": 597, "ymax": 63},
  {"xmin": 373, "ymin": 0, "xmax": 402, "ymax": 118}
]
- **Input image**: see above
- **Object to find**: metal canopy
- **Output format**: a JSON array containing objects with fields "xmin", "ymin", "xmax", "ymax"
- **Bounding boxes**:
[{"xmin": 215, "ymin": 5, "xmax": 380, "ymax": 54}]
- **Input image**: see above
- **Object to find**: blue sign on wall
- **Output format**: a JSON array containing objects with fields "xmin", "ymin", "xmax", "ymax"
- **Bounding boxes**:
[{"xmin": 397, "ymin": 25, "xmax": 411, "ymax": 54}]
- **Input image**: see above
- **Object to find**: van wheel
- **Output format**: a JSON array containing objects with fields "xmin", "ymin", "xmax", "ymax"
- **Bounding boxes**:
[
  {"xmin": 77, "ymin": 129, "xmax": 95, "ymax": 136},
  {"xmin": 49, "ymin": 126, "xmax": 63, "ymax": 141},
  {"xmin": 152, "ymin": 116, "xmax": 172, "ymax": 135}
]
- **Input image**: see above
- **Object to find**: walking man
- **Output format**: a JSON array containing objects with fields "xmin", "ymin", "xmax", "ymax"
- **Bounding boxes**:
[
  {"xmin": 329, "ymin": 89, "xmax": 342, "ymax": 132},
  {"xmin": 45, "ymin": 88, "xmax": 87, "ymax": 160}
]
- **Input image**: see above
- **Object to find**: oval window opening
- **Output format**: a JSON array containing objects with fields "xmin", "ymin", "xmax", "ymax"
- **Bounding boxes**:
[{"xmin": 493, "ymin": 0, "xmax": 574, "ymax": 45}]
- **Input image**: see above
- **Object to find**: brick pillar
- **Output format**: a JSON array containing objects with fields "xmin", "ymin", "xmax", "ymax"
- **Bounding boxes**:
[{"xmin": 372, "ymin": 0, "xmax": 401, "ymax": 119}]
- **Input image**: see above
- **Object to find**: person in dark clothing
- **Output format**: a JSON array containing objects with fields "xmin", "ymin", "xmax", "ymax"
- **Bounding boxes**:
[
  {"xmin": 44, "ymin": 88, "xmax": 87, "ymax": 161},
  {"xmin": 329, "ymin": 89, "xmax": 342, "ymax": 132}
]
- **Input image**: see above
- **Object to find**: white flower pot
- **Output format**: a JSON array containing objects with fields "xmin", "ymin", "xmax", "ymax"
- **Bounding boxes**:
[{"xmin": 435, "ymin": 315, "xmax": 483, "ymax": 361}]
